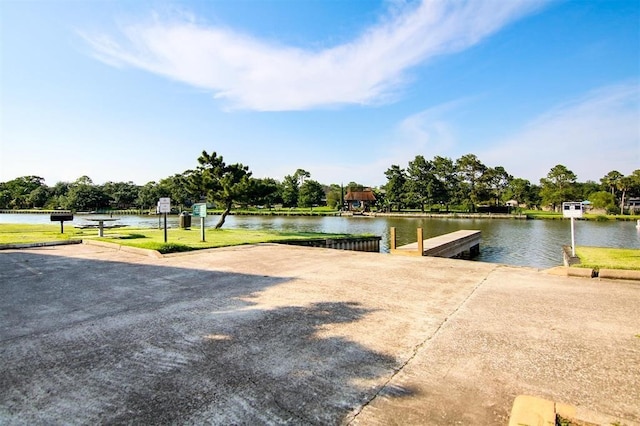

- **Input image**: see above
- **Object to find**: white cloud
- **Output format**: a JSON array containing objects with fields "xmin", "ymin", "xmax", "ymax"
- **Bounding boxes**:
[
  {"xmin": 314, "ymin": 82, "xmax": 640, "ymax": 186},
  {"xmin": 392, "ymin": 98, "xmax": 468, "ymax": 157},
  {"xmin": 480, "ymin": 82, "xmax": 640, "ymax": 182},
  {"xmin": 293, "ymin": 159, "xmax": 394, "ymax": 188},
  {"xmin": 82, "ymin": 0, "xmax": 545, "ymax": 111}
]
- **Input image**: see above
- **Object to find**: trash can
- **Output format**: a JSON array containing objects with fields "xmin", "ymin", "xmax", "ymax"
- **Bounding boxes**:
[{"xmin": 179, "ymin": 211, "xmax": 191, "ymax": 229}]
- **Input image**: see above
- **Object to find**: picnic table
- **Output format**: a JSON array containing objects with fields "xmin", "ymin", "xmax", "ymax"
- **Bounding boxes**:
[{"xmin": 78, "ymin": 218, "xmax": 126, "ymax": 237}]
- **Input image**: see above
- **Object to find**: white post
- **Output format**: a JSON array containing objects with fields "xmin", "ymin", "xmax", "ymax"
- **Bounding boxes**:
[{"xmin": 570, "ymin": 216, "xmax": 576, "ymax": 257}]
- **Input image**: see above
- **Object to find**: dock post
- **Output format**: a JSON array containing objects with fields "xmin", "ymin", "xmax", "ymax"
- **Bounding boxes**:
[
  {"xmin": 417, "ymin": 228, "xmax": 424, "ymax": 256},
  {"xmin": 390, "ymin": 227, "xmax": 397, "ymax": 250}
]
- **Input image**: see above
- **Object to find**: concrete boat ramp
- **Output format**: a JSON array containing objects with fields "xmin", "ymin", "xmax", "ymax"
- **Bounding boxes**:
[{"xmin": 1, "ymin": 243, "xmax": 639, "ymax": 425}]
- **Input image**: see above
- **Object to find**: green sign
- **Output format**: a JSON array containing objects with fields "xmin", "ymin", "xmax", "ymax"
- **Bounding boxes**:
[{"xmin": 192, "ymin": 203, "xmax": 207, "ymax": 218}]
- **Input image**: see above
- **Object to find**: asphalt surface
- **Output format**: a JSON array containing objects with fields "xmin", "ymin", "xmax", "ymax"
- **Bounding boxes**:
[{"xmin": 1, "ymin": 243, "xmax": 639, "ymax": 425}]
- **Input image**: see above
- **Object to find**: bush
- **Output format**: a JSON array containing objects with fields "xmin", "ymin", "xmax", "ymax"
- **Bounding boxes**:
[
  {"xmin": 156, "ymin": 243, "xmax": 194, "ymax": 254},
  {"xmin": 605, "ymin": 204, "xmax": 619, "ymax": 215}
]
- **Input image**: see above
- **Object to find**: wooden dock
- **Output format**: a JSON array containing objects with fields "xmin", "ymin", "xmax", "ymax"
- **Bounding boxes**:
[{"xmin": 390, "ymin": 227, "xmax": 481, "ymax": 258}]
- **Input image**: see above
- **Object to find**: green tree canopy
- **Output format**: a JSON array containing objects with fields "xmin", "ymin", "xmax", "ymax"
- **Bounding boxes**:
[
  {"xmin": 27, "ymin": 186, "xmax": 51, "ymax": 209},
  {"xmin": 293, "ymin": 169, "xmax": 311, "ymax": 186},
  {"xmin": 432, "ymin": 156, "xmax": 457, "ymax": 209},
  {"xmin": 281, "ymin": 174, "xmax": 299, "ymax": 207},
  {"xmin": 406, "ymin": 155, "xmax": 440, "ymax": 212},
  {"xmin": 504, "ymin": 178, "xmax": 540, "ymax": 208},
  {"xmin": 600, "ymin": 170, "xmax": 623, "ymax": 195},
  {"xmin": 384, "ymin": 165, "xmax": 407, "ymax": 212},
  {"xmin": 102, "ymin": 181, "xmax": 140, "ymax": 209},
  {"xmin": 194, "ymin": 150, "xmax": 252, "ymax": 229},
  {"xmin": 66, "ymin": 177, "xmax": 110, "ymax": 211},
  {"xmin": 588, "ymin": 191, "xmax": 616, "ymax": 212},
  {"xmin": 298, "ymin": 179, "xmax": 325, "ymax": 208},
  {"xmin": 0, "ymin": 176, "xmax": 47, "ymax": 209},
  {"xmin": 455, "ymin": 154, "xmax": 487, "ymax": 212},
  {"xmin": 325, "ymin": 183, "xmax": 343, "ymax": 209},
  {"xmin": 577, "ymin": 180, "xmax": 601, "ymax": 201},
  {"xmin": 137, "ymin": 182, "xmax": 164, "ymax": 210},
  {"xmin": 539, "ymin": 164, "xmax": 578, "ymax": 211},
  {"xmin": 345, "ymin": 182, "xmax": 365, "ymax": 193},
  {"xmin": 483, "ymin": 166, "xmax": 512, "ymax": 206},
  {"xmin": 158, "ymin": 173, "xmax": 200, "ymax": 211},
  {"xmin": 629, "ymin": 169, "xmax": 640, "ymax": 198},
  {"xmin": 247, "ymin": 177, "xmax": 281, "ymax": 207},
  {"xmin": 617, "ymin": 175, "xmax": 634, "ymax": 215}
]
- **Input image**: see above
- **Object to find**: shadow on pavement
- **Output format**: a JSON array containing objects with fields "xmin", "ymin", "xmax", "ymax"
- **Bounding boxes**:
[{"xmin": 0, "ymin": 250, "xmax": 410, "ymax": 424}]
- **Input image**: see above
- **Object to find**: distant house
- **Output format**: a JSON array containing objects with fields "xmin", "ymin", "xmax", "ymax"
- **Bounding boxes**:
[
  {"xmin": 626, "ymin": 197, "xmax": 640, "ymax": 214},
  {"xmin": 344, "ymin": 188, "xmax": 376, "ymax": 211}
]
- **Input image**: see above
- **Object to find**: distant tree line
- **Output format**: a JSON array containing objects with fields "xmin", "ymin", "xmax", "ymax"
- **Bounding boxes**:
[
  {"xmin": 2, "ymin": 150, "xmax": 639, "ymax": 216},
  {"xmin": 382, "ymin": 154, "xmax": 640, "ymax": 214}
]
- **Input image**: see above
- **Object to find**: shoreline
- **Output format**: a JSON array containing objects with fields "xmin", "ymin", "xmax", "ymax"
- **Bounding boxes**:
[{"xmin": 2, "ymin": 209, "xmax": 638, "ymax": 221}]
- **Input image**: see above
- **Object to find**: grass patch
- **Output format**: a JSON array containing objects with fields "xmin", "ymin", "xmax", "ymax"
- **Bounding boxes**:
[
  {"xmin": 523, "ymin": 210, "xmax": 564, "ymax": 219},
  {"xmin": 0, "ymin": 223, "xmax": 357, "ymax": 253},
  {"xmin": 101, "ymin": 228, "xmax": 353, "ymax": 252},
  {"xmin": 210, "ymin": 207, "xmax": 340, "ymax": 216},
  {"xmin": 574, "ymin": 246, "xmax": 640, "ymax": 271},
  {"xmin": 524, "ymin": 210, "xmax": 640, "ymax": 221},
  {"xmin": 0, "ymin": 223, "xmax": 89, "ymax": 244}
]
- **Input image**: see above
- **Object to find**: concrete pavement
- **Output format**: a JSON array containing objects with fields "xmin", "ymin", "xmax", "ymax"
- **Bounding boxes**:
[{"xmin": 1, "ymin": 243, "xmax": 638, "ymax": 425}]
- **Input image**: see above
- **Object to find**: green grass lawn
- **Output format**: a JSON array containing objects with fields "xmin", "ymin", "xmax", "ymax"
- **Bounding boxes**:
[
  {"xmin": 574, "ymin": 246, "xmax": 640, "ymax": 271},
  {"xmin": 0, "ymin": 223, "xmax": 355, "ymax": 254},
  {"xmin": 99, "ymin": 228, "xmax": 354, "ymax": 253},
  {"xmin": 0, "ymin": 223, "xmax": 89, "ymax": 244},
  {"xmin": 524, "ymin": 210, "xmax": 640, "ymax": 221}
]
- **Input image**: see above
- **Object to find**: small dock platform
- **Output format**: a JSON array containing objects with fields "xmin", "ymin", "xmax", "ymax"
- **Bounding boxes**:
[{"xmin": 390, "ymin": 228, "xmax": 481, "ymax": 258}]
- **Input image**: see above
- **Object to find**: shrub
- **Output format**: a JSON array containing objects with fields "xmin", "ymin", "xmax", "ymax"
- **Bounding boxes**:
[{"xmin": 156, "ymin": 243, "xmax": 194, "ymax": 254}]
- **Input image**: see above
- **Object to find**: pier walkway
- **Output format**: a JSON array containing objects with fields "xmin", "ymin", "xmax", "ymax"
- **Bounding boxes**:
[{"xmin": 390, "ymin": 227, "xmax": 481, "ymax": 258}]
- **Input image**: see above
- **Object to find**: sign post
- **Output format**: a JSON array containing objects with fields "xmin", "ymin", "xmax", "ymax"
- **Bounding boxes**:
[
  {"xmin": 192, "ymin": 203, "xmax": 207, "ymax": 242},
  {"xmin": 562, "ymin": 202, "xmax": 583, "ymax": 257},
  {"xmin": 158, "ymin": 197, "xmax": 171, "ymax": 243}
]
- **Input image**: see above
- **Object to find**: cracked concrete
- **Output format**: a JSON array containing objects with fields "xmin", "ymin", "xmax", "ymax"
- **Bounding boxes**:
[
  {"xmin": 1, "ymin": 243, "xmax": 639, "ymax": 425},
  {"xmin": 349, "ymin": 270, "xmax": 494, "ymax": 424}
]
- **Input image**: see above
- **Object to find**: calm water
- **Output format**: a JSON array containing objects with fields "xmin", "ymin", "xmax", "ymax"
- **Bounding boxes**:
[{"xmin": 2, "ymin": 213, "xmax": 639, "ymax": 269}]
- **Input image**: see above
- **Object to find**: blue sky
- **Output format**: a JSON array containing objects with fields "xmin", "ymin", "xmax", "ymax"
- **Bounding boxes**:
[{"xmin": 1, "ymin": 0, "xmax": 638, "ymax": 187}]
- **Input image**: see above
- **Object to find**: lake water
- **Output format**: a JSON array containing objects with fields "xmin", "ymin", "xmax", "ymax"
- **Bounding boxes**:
[{"xmin": 2, "ymin": 213, "xmax": 639, "ymax": 269}]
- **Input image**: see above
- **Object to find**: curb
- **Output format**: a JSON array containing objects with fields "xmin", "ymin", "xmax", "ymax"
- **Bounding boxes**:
[
  {"xmin": 545, "ymin": 266, "xmax": 640, "ymax": 282},
  {"xmin": 567, "ymin": 267, "xmax": 596, "ymax": 278},
  {"xmin": 508, "ymin": 395, "xmax": 639, "ymax": 426},
  {"xmin": 599, "ymin": 268, "xmax": 640, "ymax": 281},
  {"xmin": 81, "ymin": 239, "xmax": 163, "ymax": 258},
  {"xmin": 0, "ymin": 240, "xmax": 82, "ymax": 250}
]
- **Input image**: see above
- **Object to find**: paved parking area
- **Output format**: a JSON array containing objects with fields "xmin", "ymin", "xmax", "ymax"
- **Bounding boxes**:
[{"xmin": 1, "ymin": 243, "xmax": 639, "ymax": 424}]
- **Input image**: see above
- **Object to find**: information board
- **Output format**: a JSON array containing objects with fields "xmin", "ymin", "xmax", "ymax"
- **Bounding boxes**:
[
  {"xmin": 158, "ymin": 197, "xmax": 171, "ymax": 214},
  {"xmin": 562, "ymin": 202, "xmax": 583, "ymax": 218},
  {"xmin": 192, "ymin": 203, "xmax": 207, "ymax": 218}
]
